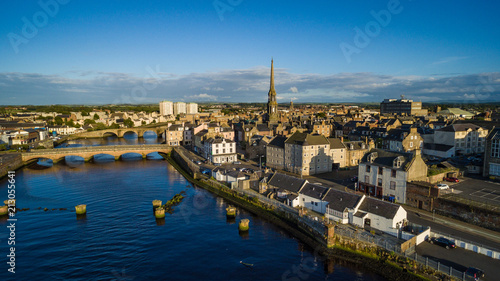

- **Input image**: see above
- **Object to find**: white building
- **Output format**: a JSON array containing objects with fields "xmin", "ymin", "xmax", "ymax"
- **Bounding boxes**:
[
  {"xmin": 174, "ymin": 102, "xmax": 187, "ymax": 116},
  {"xmin": 159, "ymin": 101, "xmax": 174, "ymax": 116},
  {"xmin": 324, "ymin": 189, "xmax": 363, "ymax": 224},
  {"xmin": 187, "ymin": 103, "xmax": 198, "ymax": 114},
  {"xmin": 434, "ymin": 123, "xmax": 488, "ymax": 156},
  {"xmin": 298, "ymin": 183, "xmax": 329, "ymax": 213},
  {"xmin": 351, "ymin": 197, "xmax": 407, "ymax": 237},
  {"xmin": 203, "ymin": 137, "xmax": 237, "ymax": 164}
]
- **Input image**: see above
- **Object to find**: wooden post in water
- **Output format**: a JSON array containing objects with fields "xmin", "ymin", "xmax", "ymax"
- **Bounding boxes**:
[
  {"xmin": 152, "ymin": 200, "xmax": 162, "ymax": 208},
  {"xmin": 226, "ymin": 206, "xmax": 236, "ymax": 218},
  {"xmin": 4, "ymin": 199, "xmax": 15, "ymax": 206},
  {"xmin": 155, "ymin": 207, "xmax": 165, "ymax": 219},
  {"xmin": 75, "ymin": 204, "xmax": 87, "ymax": 215},
  {"xmin": 239, "ymin": 219, "xmax": 249, "ymax": 232},
  {"xmin": 0, "ymin": 205, "xmax": 7, "ymax": 216}
]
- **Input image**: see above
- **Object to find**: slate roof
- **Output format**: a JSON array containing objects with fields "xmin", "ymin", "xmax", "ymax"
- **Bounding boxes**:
[
  {"xmin": 436, "ymin": 123, "xmax": 482, "ymax": 132},
  {"xmin": 487, "ymin": 127, "xmax": 500, "ymax": 141},
  {"xmin": 268, "ymin": 136, "xmax": 287, "ymax": 149},
  {"xmin": 423, "ymin": 143, "xmax": 454, "ymax": 152},
  {"xmin": 328, "ymin": 138, "xmax": 346, "ymax": 149},
  {"xmin": 344, "ymin": 141, "xmax": 368, "ymax": 150},
  {"xmin": 357, "ymin": 197, "xmax": 401, "ymax": 219},
  {"xmin": 268, "ymin": 173, "xmax": 306, "ymax": 194},
  {"xmin": 285, "ymin": 132, "xmax": 329, "ymax": 146},
  {"xmin": 206, "ymin": 137, "xmax": 233, "ymax": 144},
  {"xmin": 361, "ymin": 148, "xmax": 413, "ymax": 170},
  {"xmin": 323, "ymin": 189, "xmax": 363, "ymax": 212},
  {"xmin": 299, "ymin": 183, "xmax": 329, "ymax": 200}
]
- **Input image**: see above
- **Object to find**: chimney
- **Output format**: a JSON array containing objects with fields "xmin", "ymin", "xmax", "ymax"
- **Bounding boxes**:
[{"xmin": 340, "ymin": 136, "xmax": 344, "ymax": 143}]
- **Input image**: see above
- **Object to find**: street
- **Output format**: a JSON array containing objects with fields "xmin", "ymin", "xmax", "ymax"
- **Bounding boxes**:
[{"xmin": 416, "ymin": 241, "xmax": 500, "ymax": 281}]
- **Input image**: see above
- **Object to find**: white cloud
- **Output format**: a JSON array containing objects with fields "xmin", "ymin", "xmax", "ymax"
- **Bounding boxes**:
[
  {"xmin": 0, "ymin": 69, "xmax": 499, "ymax": 104},
  {"xmin": 186, "ymin": 93, "xmax": 218, "ymax": 101}
]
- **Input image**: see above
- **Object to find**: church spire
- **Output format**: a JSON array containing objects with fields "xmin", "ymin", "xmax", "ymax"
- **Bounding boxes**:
[
  {"xmin": 270, "ymin": 58, "xmax": 275, "ymax": 93},
  {"xmin": 267, "ymin": 59, "xmax": 278, "ymax": 123}
]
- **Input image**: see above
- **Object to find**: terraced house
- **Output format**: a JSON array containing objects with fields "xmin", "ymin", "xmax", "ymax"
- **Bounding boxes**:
[
  {"xmin": 357, "ymin": 149, "xmax": 428, "ymax": 204},
  {"xmin": 284, "ymin": 132, "xmax": 332, "ymax": 176}
]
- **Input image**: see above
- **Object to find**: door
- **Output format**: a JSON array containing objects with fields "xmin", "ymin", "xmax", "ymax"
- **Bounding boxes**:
[{"xmin": 418, "ymin": 200, "xmax": 423, "ymax": 209}]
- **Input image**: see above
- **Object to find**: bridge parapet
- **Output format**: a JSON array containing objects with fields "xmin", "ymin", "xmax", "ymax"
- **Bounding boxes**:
[{"xmin": 22, "ymin": 144, "xmax": 172, "ymax": 163}]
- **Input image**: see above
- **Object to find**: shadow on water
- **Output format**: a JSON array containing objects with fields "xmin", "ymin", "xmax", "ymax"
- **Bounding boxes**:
[
  {"xmin": 76, "ymin": 214, "xmax": 87, "ymax": 223},
  {"xmin": 156, "ymin": 218, "xmax": 166, "ymax": 226},
  {"xmin": 239, "ymin": 230, "xmax": 249, "ymax": 239}
]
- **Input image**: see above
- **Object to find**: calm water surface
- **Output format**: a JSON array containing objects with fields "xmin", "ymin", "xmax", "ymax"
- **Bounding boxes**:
[
  {"xmin": 56, "ymin": 131, "xmax": 163, "ymax": 148},
  {"xmin": 0, "ymin": 159, "xmax": 386, "ymax": 280}
]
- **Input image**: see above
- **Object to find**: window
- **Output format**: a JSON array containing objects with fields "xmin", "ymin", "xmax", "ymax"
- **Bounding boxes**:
[
  {"xmin": 366, "ymin": 165, "xmax": 371, "ymax": 172},
  {"xmin": 216, "ymin": 149, "xmax": 219, "ymax": 154},
  {"xmin": 377, "ymin": 178, "xmax": 382, "ymax": 187},
  {"xmin": 391, "ymin": 169, "xmax": 396, "ymax": 177},
  {"xmin": 492, "ymin": 139, "xmax": 500, "ymax": 158},
  {"xmin": 378, "ymin": 167, "xmax": 383, "ymax": 175},
  {"xmin": 364, "ymin": 175, "xmax": 369, "ymax": 183},
  {"xmin": 390, "ymin": 181, "xmax": 396, "ymax": 190}
]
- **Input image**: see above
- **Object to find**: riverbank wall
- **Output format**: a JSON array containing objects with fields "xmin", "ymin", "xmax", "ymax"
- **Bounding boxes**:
[
  {"xmin": 167, "ymin": 148, "xmax": 438, "ymax": 281},
  {"xmin": 0, "ymin": 153, "xmax": 24, "ymax": 179}
]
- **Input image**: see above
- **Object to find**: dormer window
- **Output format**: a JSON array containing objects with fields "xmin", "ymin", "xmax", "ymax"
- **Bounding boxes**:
[
  {"xmin": 368, "ymin": 152, "xmax": 378, "ymax": 163},
  {"xmin": 393, "ymin": 156, "xmax": 404, "ymax": 168}
]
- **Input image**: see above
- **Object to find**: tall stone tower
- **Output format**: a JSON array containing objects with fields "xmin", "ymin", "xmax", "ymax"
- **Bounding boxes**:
[{"xmin": 267, "ymin": 59, "xmax": 278, "ymax": 123}]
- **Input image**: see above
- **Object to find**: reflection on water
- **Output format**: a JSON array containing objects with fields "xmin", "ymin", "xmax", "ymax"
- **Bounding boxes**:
[
  {"xmin": 56, "ymin": 132, "xmax": 163, "ymax": 148},
  {"xmin": 0, "ymin": 160, "xmax": 386, "ymax": 281}
]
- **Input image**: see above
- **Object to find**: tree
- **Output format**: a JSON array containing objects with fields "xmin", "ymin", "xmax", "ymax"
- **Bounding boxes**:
[
  {"xmin": 54, "ymin": 116, "xmax": 63, "ymax": 125},
  {"xmin": 84, "ymin": 119, "xmax": 96, "ymax": 125},
  {"xmin": 93, "ymin": 113, "xmax": 100, "ymax": 120},
  {"xmin": 316, "ymin": 112, "xmax": 326, "ymax": 118},
  {"xmin": 124, "ymin": 118, "xmax": 134, "ymax": 128},
  {"xmin": 65, "ymin": 119, "xmax": 75, "ymax": 127}
]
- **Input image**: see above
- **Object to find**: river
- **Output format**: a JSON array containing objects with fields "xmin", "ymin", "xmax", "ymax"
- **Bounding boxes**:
[{"xmin": 0, "ymin": 155, "xmax": 386, "ymax": 280}]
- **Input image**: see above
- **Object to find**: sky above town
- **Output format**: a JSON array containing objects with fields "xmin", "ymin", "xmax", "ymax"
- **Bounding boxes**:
[{"xmin": 1, "ymin": 0, "xmax": 499, "ymax": 105}]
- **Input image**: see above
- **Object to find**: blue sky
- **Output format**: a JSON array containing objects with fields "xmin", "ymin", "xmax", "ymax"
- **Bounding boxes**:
[{"xmin": 1, "ymin": 0, "xmax": 499, "ymax": 105}]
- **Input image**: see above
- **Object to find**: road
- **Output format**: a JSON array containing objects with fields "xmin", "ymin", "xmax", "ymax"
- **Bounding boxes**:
[
  {"xmin": 407, "ymin": 207, "xmax": 500, "ymax": 251},
  {"xmin": 417, "ymin": 242, "xmax": 500, "ymax": 281}
]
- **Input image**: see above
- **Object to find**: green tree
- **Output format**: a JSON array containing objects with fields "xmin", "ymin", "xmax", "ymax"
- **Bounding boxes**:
[
  {"xmin": 93, "ymin": 113, "xmax": 100, "ymax": 120},
  {"xmin": 84, "ymin": 119, "xmax": 96, "ymax": 125},
  {"xmin": 65, "ymin": 119, "xmax": 75, "ymax": 127},
  {"xmin": 54, "ymin": 116, "xmax": 63, "ymax": 125},
  {"xmin": 124, "ymin": 118, "xmax": 134, "ymax": 128}
]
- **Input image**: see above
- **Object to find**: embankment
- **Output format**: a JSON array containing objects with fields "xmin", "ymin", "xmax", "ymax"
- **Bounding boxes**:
[{"xmin": 165, "ymin": 151, "xmax": 433, "ymax": 281}]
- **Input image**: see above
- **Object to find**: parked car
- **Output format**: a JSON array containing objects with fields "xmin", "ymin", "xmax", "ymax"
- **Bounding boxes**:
[
  {"xmin": 428, "ymin": 237, "xmax": 455, "ymax": 249},
  {"xmin": 233, "ymin": 161, "xmax": 241, "ymax": 165},
  {"xmin": 214, "ymin": 163, "xmax": 221, "ymax": 166},
  {"xmin": 437, "ymin": 183, "xmax": 449, "ymax": 190},
  {"xmin": 443, "ymin": 177, "xmax": 459, "ymax": 182},
  {"xmin": 465, "ymin": 267, "xmax": 484, "ymax": 281}
]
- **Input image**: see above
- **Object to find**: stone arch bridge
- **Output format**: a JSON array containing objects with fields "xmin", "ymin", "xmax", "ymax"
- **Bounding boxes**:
[
  {"xmin": 22, "ymin": 144, "xmax": 172, "ymax": 163},
  {"xmin": 68, "ymin": 126, "xmax": 169, "ymax": 139}
]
